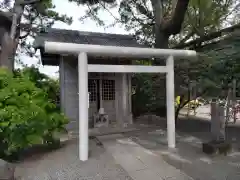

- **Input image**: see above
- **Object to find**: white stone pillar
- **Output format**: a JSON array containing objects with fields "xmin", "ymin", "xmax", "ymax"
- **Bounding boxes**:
[
  {"xmin": 166, "ymin": 55, "xmax": 176, "ymax": 148},
  {"xmin": 128, "ymin": 74, "xmax": 133, "ymax": 124},
  {"xmin": 78, "ymin": 52, "xmax": 88, "ymax": 161},
  {"xmin": 59, "ymin": 56, "xmax": 65, "ymax": 112},
  {"xmin": 99, "ymin": 73, "xmax": 103, "ymax": 109},
  {"xmin": 115, "ymin": 74, "xmax": 121, "ymax": 126},
  {"xmin": 122, "ymin": 73, "xmax": 128, "ymax": 125}
]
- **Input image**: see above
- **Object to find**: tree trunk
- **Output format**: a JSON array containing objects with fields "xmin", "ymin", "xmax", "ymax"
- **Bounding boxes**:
[
  {"xmin": 151, "ymin": 0, "xmax": 170, "ymax": 49},
  {"xmin": 151, "ymin": 0, "xmax": 190, "ymax": 50},
  {"xmin": 153, "ymin": 30, "xmax": 169, "ymax": 117},
  {"xmin": 150, "ymin": 0, "xmax": 190, "ymax": 120},
  {"xmin": 0, "ymin": 32, "xmax": 15, "ymax": 71},
  {"xmin": 0, "ymin": 3, "xmax": 23, "ymax": 72},
  {"xmin": 155, "ymin": 30, "xmax": 170, "ymax": 48},
  {"xmin": 150, "ymin": 0, "xmax": 169, "ymax": 117}
]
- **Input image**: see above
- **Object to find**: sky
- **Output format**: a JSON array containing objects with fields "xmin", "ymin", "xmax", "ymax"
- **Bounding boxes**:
[{"xmin": 19, "ymin": 0, "xmax": 128, "ymax": 78}]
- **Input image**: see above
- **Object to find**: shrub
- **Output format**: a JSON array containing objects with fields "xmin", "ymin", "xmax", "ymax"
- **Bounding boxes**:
[
  {"xmin": 0, "ymin": 68, "xmax": 68, "ymax": 160},
  {"xmin": 14, "ymin": 66, "xmax": 60, "ymax": 107},
  {"xmin": 132, "ymin": 74, "xmax": 166, "ymax": 117}
]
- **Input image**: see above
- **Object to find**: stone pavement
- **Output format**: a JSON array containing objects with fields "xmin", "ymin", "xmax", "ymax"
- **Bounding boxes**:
[
  {"xmin": 98, "ymin": 134, "xmax": 193, "ymax": 180},
  {"xmin": 124, "ymin": 128, "xmax": 240, "ymax": 180},
  {"xmin": 14, "ymin": 139, "xmax": 133, "ymax": 180}
]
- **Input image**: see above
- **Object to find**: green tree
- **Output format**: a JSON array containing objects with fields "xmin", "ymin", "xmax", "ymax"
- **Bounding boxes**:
[
  {"xmin": 0, "ymin": 0, "xmax": 72, "ymax": 70},
  {"xmin": 70, "ymin": 0, "xmax": 239, "ymax": 48},
  {"xmin": 0, "ymin": 68, "xmax": 68, "ymax": 161},
  {"xmin": 173, "ymin": 31, "xmax": 240, "ymax": 120},
  {"xmin": 14, "ymin": 66, "xmax": 60, "ymax": 106},
  {"xmin": 70, "ymin": 0, "xmax": 190, "ymax": 49}
]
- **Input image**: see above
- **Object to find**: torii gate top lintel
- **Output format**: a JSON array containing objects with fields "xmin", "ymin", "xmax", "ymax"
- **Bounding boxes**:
[{"xmin": 44, "ymin": 41, "xmax": 197, "ymax": 59}]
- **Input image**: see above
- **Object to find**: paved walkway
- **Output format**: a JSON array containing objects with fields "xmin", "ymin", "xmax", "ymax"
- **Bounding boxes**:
[
  {"xmin": 98, "ymin": 134, "xmax": 193, "ymax": 180},
  {"xmin": 124, "ymin": 127, "xmax": 240, "ymax": 180},
  {"xmin": 14, "ymin": 139, "xmax": 133, "ymax": 180}
]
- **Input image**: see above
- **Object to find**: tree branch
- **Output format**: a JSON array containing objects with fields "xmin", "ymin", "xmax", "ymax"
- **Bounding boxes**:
[
  {"xmin": 173, "ymin": 23, "xmax": 240, "ymax": 49},
  {"xmin": 16, "ymin": 0, "xmax": 41, "ymax": 6},
  {"xmin": 162, "ymin": 0, "xmax": 190, "ymax": 35},
  {"xmin": 19, "ymin": 31, "xmax": 31, "ymax": 39},
  {"xmin": 136, "ymin": 1, "xmax": 153, "ymax": 20},
  {"xmin": 177, "ymin": 31, "xmax": 194, "ymax": 45},
  {"xmin": 19, "ymin": 10, "xmax": 39, "ymax": 39},
  {"xmin": 99, "ymin": 1, "xmax": 121, "ymax": 23},
  {"xmin": 186, "ymin": 9, "xmax": 202, "ymax": 36},
  {"xmin": 220, "ymin": 2, "xmax": 240, "ymax": 23}
]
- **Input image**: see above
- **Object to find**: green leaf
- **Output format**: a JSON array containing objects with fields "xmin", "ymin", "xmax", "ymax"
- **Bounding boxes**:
[
  {"xmin": 0, "ymin": 122, "xmax": 9, "ymax": 127},
  {"xmin": 26, "ymin": 135, "xmax": 43, "ymax": 144}
]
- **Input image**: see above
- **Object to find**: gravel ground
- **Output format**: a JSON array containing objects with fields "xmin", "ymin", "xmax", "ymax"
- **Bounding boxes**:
[{"xmin": 14, "ymin": 139, "xmax": 133, "ymax": 180}]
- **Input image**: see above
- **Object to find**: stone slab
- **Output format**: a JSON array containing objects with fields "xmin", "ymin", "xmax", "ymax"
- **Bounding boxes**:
[
  {"xmin": 128, "ymin": 169, "xmax": 163, "ymax": 180},
  {"xmin": 98, "ymin": 134, "xmax": 193, "ymax": 180}
]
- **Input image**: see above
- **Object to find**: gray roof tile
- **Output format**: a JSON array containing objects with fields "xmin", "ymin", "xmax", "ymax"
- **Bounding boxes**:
[{"xmin": 34, "ymin": 28, "xmax": 145, "ymax": 49}]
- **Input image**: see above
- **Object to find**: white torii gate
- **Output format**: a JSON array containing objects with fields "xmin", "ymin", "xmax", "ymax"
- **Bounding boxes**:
[{"xmin": 44, "ymin": 42, "xmax": 197, "ymax": 161}]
